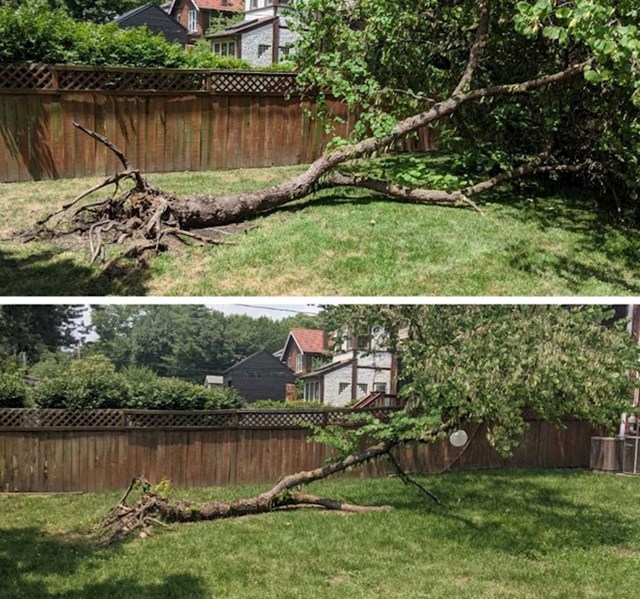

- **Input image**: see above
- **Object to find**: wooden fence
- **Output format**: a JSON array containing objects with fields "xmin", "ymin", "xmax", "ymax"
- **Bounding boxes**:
[
  {"xmin": 0, "ymin": 64, "xmax": 433, "ymax": 182},
  {"xmin": 0, "ymin": 408, "xmax": 598, "ymax": 493}
]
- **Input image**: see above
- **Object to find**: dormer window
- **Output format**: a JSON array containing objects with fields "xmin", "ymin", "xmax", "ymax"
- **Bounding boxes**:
[{"xmin": 188, "ymin": 9, "xmax": 198, "ymax": 33}]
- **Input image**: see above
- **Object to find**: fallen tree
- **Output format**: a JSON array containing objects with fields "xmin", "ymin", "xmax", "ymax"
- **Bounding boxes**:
[
  {"xmin": 97, "ymin": 305, "xmax": 639, "ymax": 546},
  {"xmin": 18, "ymin": 1, "xmax": 639, "ymax": 264}
]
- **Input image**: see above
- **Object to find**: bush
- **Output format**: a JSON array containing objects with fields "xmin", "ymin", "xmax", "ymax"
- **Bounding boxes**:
[
  {"xmin": 31, "ymin": 355, "xmax": 129, "ymax": 409},
  {"xmin": 0, "ymin": 1, "xmax": 185, "ymax": 67},
  {"xmin": 0, "ymin": 373, "xmax": 29, "ymax": 407},
  {"xmin": 29, "ymin": 353, "xmax": 242, "ymax": 411},
  {"xmin": 127, "ymin": 376, "xmax": 241, "ymax": 411},
  {"xmin": 183, "ymin": 40, "xmax": 251, "ymax": 70}
]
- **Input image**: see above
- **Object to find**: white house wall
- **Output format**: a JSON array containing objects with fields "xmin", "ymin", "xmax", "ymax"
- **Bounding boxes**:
[
  {"xmin": 241, "ymin": 23, "xmax": 276, "ymax": 66},
  {"xmin": 278, "ymin": 24, "xmax": 298, "ymax": 57},
  {"xmin": 322, "ymin": 359, "xmax": 393, "ymax": 408},
  {"xmin": 332, "ymin": 351, "xmax": 393, "ymax": 369},
  {"xmin": 240, "ymin": 21, "xmax": 299, "ymax": 65}
]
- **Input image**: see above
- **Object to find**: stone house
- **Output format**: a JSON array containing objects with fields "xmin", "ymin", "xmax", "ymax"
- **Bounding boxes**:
[
  {"xmin": 208, "ymin": 0, "xmax": 300, "ymax": 66},
  {"xmin": 280, "ymin": 327, "xmax": 398, "ymax": 407}
]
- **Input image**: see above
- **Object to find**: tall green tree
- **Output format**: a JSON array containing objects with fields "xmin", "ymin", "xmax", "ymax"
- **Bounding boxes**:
[
  {"xmin": 100, "ymin": 305, "xmax": 640, "ymax": 544},
  {"xmin": 88, "ymin": 306, "xmax": 321, "ymax": 382},
  {"xmin": 0, "ymin": 305, "xmax": 82, "ymax": 364}
]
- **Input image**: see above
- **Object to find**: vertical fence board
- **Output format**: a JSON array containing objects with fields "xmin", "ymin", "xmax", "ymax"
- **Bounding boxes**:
[
  {"xmin": 0, "ymin": 419, "xmax": 597, "ymax": 493},
  {"xmin": 0, "ymin": 68, "xmax": 437, "ymax": 183}
]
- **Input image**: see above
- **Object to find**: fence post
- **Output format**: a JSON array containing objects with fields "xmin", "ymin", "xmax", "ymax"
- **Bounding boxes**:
[{"xmin": 50, "ymin": 66, "xmax": 59, "ymax": 90}]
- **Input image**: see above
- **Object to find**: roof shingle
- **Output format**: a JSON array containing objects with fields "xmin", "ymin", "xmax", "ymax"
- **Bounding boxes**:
[{"xmin": 290, "ymin": 328, "xmax": 326, "ymax": 354}]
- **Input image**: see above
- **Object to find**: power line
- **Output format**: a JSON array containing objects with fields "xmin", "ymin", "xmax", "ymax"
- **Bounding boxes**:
[{"xmin": 232, "ymin": 304, "xmax": 320, "ymax": 316}]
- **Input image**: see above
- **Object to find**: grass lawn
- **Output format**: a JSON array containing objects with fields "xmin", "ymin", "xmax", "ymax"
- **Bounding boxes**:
[
  {"xmin": 2, "ymin": 161, "xmax": 640, "ymax": 295},
  {"xmin": 1, "ymin": 470, "xmax": 639, "ymax": 598}
]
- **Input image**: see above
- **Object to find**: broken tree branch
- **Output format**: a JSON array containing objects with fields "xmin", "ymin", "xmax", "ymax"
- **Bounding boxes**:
[{"xmin": 97, "ymin": 419, "xmax": 460, "ymax": 545}]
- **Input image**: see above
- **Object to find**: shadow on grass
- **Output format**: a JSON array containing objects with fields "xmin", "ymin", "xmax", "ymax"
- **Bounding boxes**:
[
  {"xmin": 488, "ymin": 185, "xmax": 640, "ymax": 292},
  {"xmin": 0, "ymin": 246, "xmax": 153, "ymax": 296},
  {"xmin": 0, "ymin": 527, "xmax": 208, "ymax": 598},
  {"xmin": 398, "ymin": 470, "xmax": 636, "ymax": 557}
]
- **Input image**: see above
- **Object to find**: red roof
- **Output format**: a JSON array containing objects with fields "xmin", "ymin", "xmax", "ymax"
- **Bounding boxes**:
[
  {"xmin": 194, "ymin": 0, "xmax": 243, "ymax": 10},
  {"xmin": 290, "ymin": 329, "xmax": 326, "ymax": 354}
]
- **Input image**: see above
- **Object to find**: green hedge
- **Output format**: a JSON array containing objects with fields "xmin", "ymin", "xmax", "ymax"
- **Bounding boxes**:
[
  {"xmin": 30, "ymin": 355, "xmax": 242, "ymax": 410},
  {"xmin": 0, "ymin": 1, "xmax": 251, "ymax": 69},
  {"xmin": 0, "ymin": 373, "xmax": 29, "ymax": 408}
]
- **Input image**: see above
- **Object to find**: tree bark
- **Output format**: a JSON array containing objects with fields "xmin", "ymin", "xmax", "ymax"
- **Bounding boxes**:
[{"xmin": 98, "ymin": 420, "xmax": 459, "ymax": 546}]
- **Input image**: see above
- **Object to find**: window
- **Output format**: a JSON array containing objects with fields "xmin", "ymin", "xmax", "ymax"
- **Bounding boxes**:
[
  {"xmin": 304, "ymin": 381, "xmax": 320, "ymax": 402},
  {"xmin": 339, "ymin": 382, "xmax": 349, "ymax": 394},
  {"xmin": 357, "ymin": 383, "xmax": 368, "ymax": 395},
  {"xmin": 213, "ymin": 41, "xmax": 237, "ymax": 58},
  {"xmin": 188, "ymin": 9, "xmax": 198, "ymax": 33},
  {"xmin": 374, "ymin": 382, "xmax": 387, "ymax": 393},
  {"xmin": 258, "ymin": 44, "xmax": 271, "ymax": 58},
  {"xmin": 346, "ymin": 335, "xmax": 370, "ymax": 350},
  {"xmin": 279, "ymin": 46, "xmax": 293, "ymax": 62},
  {"xmin": 295, "ymin": 353, "xmax": 303, "ymax": 373}
]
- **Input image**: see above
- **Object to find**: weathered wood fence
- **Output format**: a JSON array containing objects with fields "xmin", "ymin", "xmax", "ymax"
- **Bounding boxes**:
[
  {"xmin": 0, "ymin": 63, "xmax": 433, "ymax": 182},
  {"xmin": 0, "ymin": 408, "xmax": 597, "ymax": 493}
]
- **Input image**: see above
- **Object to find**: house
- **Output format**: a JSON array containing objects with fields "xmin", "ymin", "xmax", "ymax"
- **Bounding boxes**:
[
  {"xmin": 114, "ymin": 3, "xmax": 189, "ymax": 46},
  {"xmin": 207, "ymin": 0, "xmax": 300, "ymax": 66},
  {"xmin": 285, "ymin": 329, "xmax": 398, "ymax": 407},
  {"xmin": 223, "ymin": 349, "xmax": 295, "ymax": 403},
  {"xmin": 300, "ymin": 336, "xmax": 398, "ymax": 407},
  {"xmin": 168, "ymin": 0, "xmax": 243, "ymax": 43},
  {"xmin": 281, "ymin": 328, "xmax": 329, "ymax": 375}
]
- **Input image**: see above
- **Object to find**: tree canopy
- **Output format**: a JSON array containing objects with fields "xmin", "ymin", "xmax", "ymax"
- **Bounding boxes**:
[
  {"xmin": 320, "ymin": 305, "xmax": 638, "ymax": 456},
  {"xmin": 0, "ymin": 305, "xmax": 82, "ymax": 365},
  {"xmin": 292, "ymin": 0, "xmax": 640, "ymax": 213},
  {"xmin": 87, "ymin": 305, "xmax": 320, "ymax": 382}
]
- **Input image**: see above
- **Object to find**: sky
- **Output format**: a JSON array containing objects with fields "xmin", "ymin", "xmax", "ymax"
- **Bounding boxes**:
[
  {"xmin": 208, "ymin": 303, "xmax": 322, "ymax": 320},
  {"xmin": 74, "ymin": 303, "xmax": 323, "ymax": 343}
]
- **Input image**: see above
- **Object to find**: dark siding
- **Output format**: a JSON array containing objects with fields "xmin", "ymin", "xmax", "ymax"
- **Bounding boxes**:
[
  {"xmin": 117, "ymin": 5, "xmax": 189, "ymax": 46},
  {"xmin": 224, "ymin": 351, "xmax": 296, "ymax": 404}
]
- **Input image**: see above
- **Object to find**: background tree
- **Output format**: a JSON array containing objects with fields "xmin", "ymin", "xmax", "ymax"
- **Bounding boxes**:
[
  {"xmin": 99, "ymin": 305, "xmax": 640, "ymax": 544},
  {"xmin": 0, "ymin": 305, "xmax": 82, "ymax": 364},
  {"xmin": 88, "ymin": 305, "xmax": 321, "ymax": 382},
  {"xmin": 0, "ymin": 0, "xmax": 163, "ymax": 24}
]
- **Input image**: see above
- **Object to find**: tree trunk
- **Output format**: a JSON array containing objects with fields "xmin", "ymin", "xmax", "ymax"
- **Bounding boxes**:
[
  {"xmin": 21, "ymin": 0, "xmax": 595, "ymax": 264},
  {"xmin": 97, "ymin": 419, "xmax": 460, "ymax": 546}
]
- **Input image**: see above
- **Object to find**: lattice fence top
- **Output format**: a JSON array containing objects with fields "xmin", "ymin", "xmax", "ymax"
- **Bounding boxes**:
[
  {"xmin": 0, "ymin": 63, "xmax": 54, "ymax": 90},
  {"xmin": 0, "ymin": 64, "xmax": 299, "ymax": 94},
  {"xmin": 0, "ymin": 408, "xmax": 400, "ymax": 430}
]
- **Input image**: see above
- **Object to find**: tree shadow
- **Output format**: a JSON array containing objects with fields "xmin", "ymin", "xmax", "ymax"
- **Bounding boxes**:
[
  {"xmin": 0, "ymin": 527, "xmax": 209, "ymax": 598},
  {"xmin": 0, "ymin": 100, "xmax": 59, "ymax": 181},
  {"xmin": 487, "ymin": 184, "xmax": 640, "ymax": 287},
  {"xmin": 397, "ymin": 470, "xmax": 637, "ymax": 557},
  {"xmin": 0, "ymin": 246, "xmax": 153, "ymax": 296}
]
